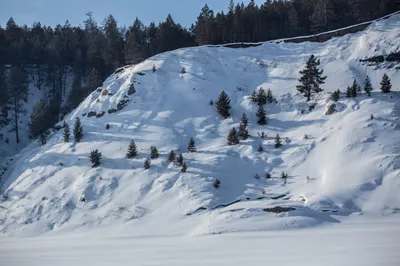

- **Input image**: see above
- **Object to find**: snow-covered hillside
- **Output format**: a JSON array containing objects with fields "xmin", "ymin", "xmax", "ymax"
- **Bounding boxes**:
[{"xmin": 0, "ymin": 14, "xmax": 399, "ymax": 236}]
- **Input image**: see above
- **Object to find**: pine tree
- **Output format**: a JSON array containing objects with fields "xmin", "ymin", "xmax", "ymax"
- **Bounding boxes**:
[
  {"xmin": 67, "ymin": 75, "xmax": 84, "ymax": 110},
  {"xmin": 256, "ymin": 105, "xmax": 267, "ymax": 125},
  {"xmin": 227, "ymin": 127, "xmax": 239, "ymax": 145},
  {"xmin": 126, "ymin": 140, "xmax": 138, "ymax": 158},
  {"xmin": 364, "ymin": 75, "xmax": 373, "ymax": 96},
  {"xmin": 152, "ymin": 64, "xmax": 156, "ymax": 73},
  {"xmin": 256, "ymin": 87, "xmax": 268, "ymax": 106},
  {"xmin": 213, "ymin": 179, "xmax": 221, "ymax": 189},
  {"xmin": 266, "ymin": 89, "xmax": 276, "ymax": 104},
  {"xmin": 8, "ymin": 66, "xmax": 29, "ymax": 143},
  {"xmin": 265, "ymin": 172, "xmax": 272, "ymax": 179},
  {"xmin": 275, "ymin": 134, "xmax": 282, "ymax": 148},
  {"xmin": 90, "ymin": 149, "xmax": 102, "ymax": 168},
  {"xmin": 29, "ymin": 98, "xmax": 49, "ymax": 144},
  {"xmin": 296, "ymin": 55, "xmax": 327, "ymax": 101},
  {"xmin": 180, "ymin": 67, "xmax": 186, "ymax": 74},
  {"xmin": 238, "ymin": 113, "xmax": 250, "ymax": 140},
  {"xmin": 331, "ymin": 89, "xmax": 340, "ymax": 101},
  {"xmin": 250, "ymin": 90, "xmax": 257, "ymax": 103},
  {"xmin": 168, "ymin": 150, "xmax": 176, "ymax": 163},
  {"xmin": 281, "ymin": 171, "xmax": 288, "ymax": 179},
  {"xmin": 63, "ymin": 121, "xmax": 70, "ymax": 142},
  {"xmin": 188, "ymin": 138, "xmax": 197, "ymax": 152},
  {"xmin": 351, "ymin": 79, "xmax": 360, "ymax": 97},
  {"xmin": 73, "ymin": 117, "xmax": 83, "ymax": 142},
  {"xmin": 176, "ymin": 153, "xmax": 184, "ymax": 166},
  {"xmin": 345, "ymin": 86, "xmax": 352, "ymax": 98},
  {"xmin": 258, "ymin": 144, "xmax": 263, "ymax": 152},
  {"xmin": 150, "ymin": 146, "xmax": 159, "ymax": 159},
  {"xmin": 105, "ymin": 123, "xmax": 110, "ymax": 130},
  {"xmin": 181, "ymin": 162, "xmax": 187, "ymax": 172},
  {"xmin": 144, "ymin": 158, "xmax": 151, "ymax": 169},
  {"xmin": 0, "ymin": 66, "xmax": 9, "ymax": 127},
  {"xmin": 88, "ymin": 68, "xmax": 102, "ymax": 90},
  {"xmin": 209, "ymin": 100, "xmax": 213, "ymax": 105},
  {"xmin": 380, "ymin": 73, "xmax": 392, "ymax": 93},
  {"xmin": 215, "ymin": 91, "xmax": 231, "ymax": 118}
]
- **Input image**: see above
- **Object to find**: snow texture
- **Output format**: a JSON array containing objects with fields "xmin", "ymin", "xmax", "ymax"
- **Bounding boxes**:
[{"xmin": 0, "ymin": 13, "xmax": 399, "ymax": 237}]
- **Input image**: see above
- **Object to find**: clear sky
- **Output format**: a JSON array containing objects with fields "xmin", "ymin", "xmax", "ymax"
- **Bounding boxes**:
[{"xmin": 1, "ymin": 0, "xmax": 265, "ymax": 28}]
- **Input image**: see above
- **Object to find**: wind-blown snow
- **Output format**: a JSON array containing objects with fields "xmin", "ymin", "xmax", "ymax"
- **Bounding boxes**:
[{"xmin": 0, "ymin": 14, "xmax": 399, "ymax": 237}]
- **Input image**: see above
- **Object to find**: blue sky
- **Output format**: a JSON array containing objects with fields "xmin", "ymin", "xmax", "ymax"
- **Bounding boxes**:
[{"xmin": 1, "ymin": 0, "xmax": 265, "ymax": 28}]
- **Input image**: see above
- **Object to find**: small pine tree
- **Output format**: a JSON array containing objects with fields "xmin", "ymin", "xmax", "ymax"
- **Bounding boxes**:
[
  {"xmin": 345, "ymin": 86, "xmax": 352, "ymax": 98},
  {"xmin": 188, "ymin": 138, "xmax": 197, "ymax": 152},
  {"xmin": 105, "ymin": 123, "xmax": 110, "ymax": 130},
  {"xmin": 168, "ymin": 150, "xmax": 176, "ymax": 163},
  {"xmin": 126, "ymin": 140, "xmax": 138, "ymax": 158},
  {"xmin": 176, "ymin": 153, "xmax": 184, "ymax": 166},
  {"xmin": 39, "ymin": 133, "xmax": 47, "ymax": 145},
  {"xmin": 213, "ymin": 179, "xmax": 221, "ymax": 189},
  {"xmin": 90, "ymin": 149, "xmax": 102, "ymax": 168},
  {"xmin": 28, "ymin": 98, "xmax": 49, "ymax": 144},
  {"xmin": 238, "ymin": 113, "xmax": 249, "ymax": 140},
  {"xmin": 331, "ymin": 90, "xmax": 340, "ymax": 101},
  {"xmin": 181, "ymin": 67, "xmax": 186, "ymax": 74},
  {"xmin": 266, "ymin": 89, "xmax": 276, "ymax": 103},
  {"xmin": 370, "ymin": 114, "xmax": 374, "ymax": 120},
  {"xmin": 380, "ymin": 73, "xmax": 392, "ymax": 93},
  {"xmin": 275, "ymin": 134, "xmax": 282, "ymax": 148},
  {"xmin": 250, "ymin": 90, "xmax": 258, "ymax": 102},
  {"xmin": 256, "ymin": 105, "xmax": 267, "ymax": 125},
  {"xmin": 63, "ymin": 121, "xmax": 70, "ymax": 142},
  {"xmin": 73, "ymin": 117, "xmax": 83, "ymax": 142},
  {"xmin": 255, "ymin": 174, "xmax": 260, "ymax": 180},
  {"xmin": 256, "ymin": 87, "xmax": 268, "ymax": 106},
  {"xmin": 215, "ymin": 91, "xmax": 231, "ymax": 119},
  {"xmin": 152, "ymin": 64, "xmax": 156, "ymax": 73},
  {"xmin": 281, "ymin": 171, "xmax": 288, "ymax": 179},
  {"xmin": 296, "ymin": 55, "xmax": 327, "ymax": 101},
  {"xmin": 144, "ymin": 158, "xmax": 151, "ymax": 169},
  {"xmin": 150, "ymin": 146, "xmax": 159, "ymax": 159},
  {"xmin": 351, "ymin": 79, "xmax": 359, "ymax": 97},
  {"xmin": 227, "ymin": 127, "xmax": 239, "ymax": 145},
  {"xmin": 209, "ymin": 100, "xmax": 213, "ymax": 105},
  {"xmin": 181, "ymin": 162, "xmax": 187, "ymax": 172},
  {"xmin": 258, "ymin": 144, "xmax": 263, "ymax": 152},
  {"xmin": 364, "ymin": 75, "xmax": 373, "ymax": 96},
  {"xmin": 266, "ymin": 172, "xmax": 272, "ymax": 179}
]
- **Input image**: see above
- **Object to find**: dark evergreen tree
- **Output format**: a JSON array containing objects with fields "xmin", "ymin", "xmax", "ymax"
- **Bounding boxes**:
[
  {"xmin": 213, "ymin": 179, "xmax": 221, "ymax": 189},
  {"xmin": 67, "ymin": 75, "xmax": 84, "ymax": 111},
  {"xmin": 63, "ymin": 121, "xmax": 70, "ymax": 142},
  {"xmin": 209, "ymin": 100, "xmax": 214, "ymax": 105},
  {"xmin": 296, "ymin": 55, "xmax": 327, "ymax": 101},
  {"xmin": 256, "ymin": 105, "xmax": 267, "ymax": 125},
  {"xmin": 28, "ymin": 98, "xmax": 49, "ymax": 144},
  {"xmin": 256, "ymin": 87, "xmax": 268, "ymax": 106},
  {"xmin": 168, "ymin": 150, "xmax": 176, "ymax": 163},
  {"xmin": 180, "ymin": 67, "xmax": 186, "ymax": 74},
  {"xmin": 238, "ymin": 113, "xmax": 249, "ymax": 140},
  {"xmin": 105, "ymin": 123, "xmax": 110, "ymax": 130},
  {"xmin": 0, "ymin": 66, "xmax": 9, "ymax": 127},
  {"xmin": 331, "ymin": 89, "xmax": 340, "ymax": 101},
  {"xmin": 90, "ymin": 149, "xmax": 102, "ymax": 168},
  {"xmin": 227, "ymin": 127, "xmax": 239, "ymax": 145},
  {"xmin": 265, "ymin": 172, "xmax": 272, "ymax": 179},
  {"xmin": 380, "ymin": 73, "xmax": 392, "ymax": 93},
  {"xmin": 370, "ymin": 114, "xmax": 374, "ymax": 120},
  {"xmin": 258, "ymin": 144, "xmax": 263, "ymax": 152},
  {"xmin": 144, "ymin": 158, "xmax": 151, "ymax": 169},
  {"xmin": 351, "ymin": 79, "xmax": 360, "ymax": 97},
  {"xmin": 126, "ymin": 140, "xmax": 138, "ymax": 158},
  {"xmin": 215, "ymin": 91, "xmax": 231, "ymax": 118},
  {"xmin": 275, "ymin": 134, "xmax": 282, "ymax": 148},
  {"xmin": 150, "ymin": 146, "xmax": 159, "ymax": 159},
  {"xmin": 73, "ymin": 117, "xmax": 83, "ymax": 142},
  {"xmin": 88, "ymin": 68, "xmax": 102, "ymax": 90},
  {"xmin": 152, "ymin": 64, "xmax": 156, "ymax": 73},
  {"xmin": 281, "ymin": 171, "xmax": 288, "ymax": 179},
  {"xmin": 8, "ymin": 66, "xmax": 28, "ymax": 143},
  {"xmin": 250, "ymin": 90, "xmax": 257, "ymax": 103},
  {"xmin": 188, "ymin": 138, "xmax": 197, "ymax": 152},
  {"xmin": 346, "ymin": 86, "xmax": 352, "ymax": 98},
  {"xmin": 176, "ymin": 153, "xmax": 184, "ymax": 167},
  {"xmin": 364, "ymin": 75, "xmax": 373, "ymax": 96},
  {"xmin": 266, "ymin": 89, "xmax": 276, "ymax": 104},
  {"xmin": 181, "ymin": 162, "xmax": 187, "ymax": 173}
]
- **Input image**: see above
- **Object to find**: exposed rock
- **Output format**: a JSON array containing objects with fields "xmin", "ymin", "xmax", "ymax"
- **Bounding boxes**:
[
  {"xmin": 96, "ymin": 111, "xmax": 105, "ymax": 118},
  {"xmin": 263, "ymin": 206, "xmax": 296, "ymax": 213},
  {"xmin": 101, "ymin": 89, "xmax": 109, "ymax": 96},
  {"xmin": 87, "ymin": 111, "xmax": 97, "ymax": 118},
  {"xmin": 325, "ymin": 103, "xmax": 336, "ymax": 115}
]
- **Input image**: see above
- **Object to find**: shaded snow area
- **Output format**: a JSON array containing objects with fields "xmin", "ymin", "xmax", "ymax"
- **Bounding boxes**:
[
  {"xmin": 1, "ymin": 216, "xmax": 399, "ymax": 266},
  {"xmin": 0, "ymin": 14, "xmax": 399, "ymax": 239}
]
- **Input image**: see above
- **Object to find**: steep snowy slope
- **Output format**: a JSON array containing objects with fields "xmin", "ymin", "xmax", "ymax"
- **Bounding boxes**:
[{"xmin": 0, "ymin": 14, "xmax": 399, "ymax": 236}]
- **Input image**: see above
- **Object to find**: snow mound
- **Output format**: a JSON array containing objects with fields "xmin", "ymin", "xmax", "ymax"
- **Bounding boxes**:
[{"xmin": 0, "ymin": 14, "xmax": 400, "ymax": 236}]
